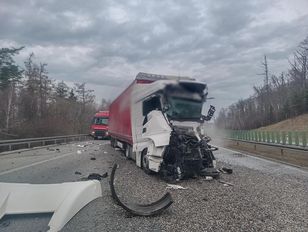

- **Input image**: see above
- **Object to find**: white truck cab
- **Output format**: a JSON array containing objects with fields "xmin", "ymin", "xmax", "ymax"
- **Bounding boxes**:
[{"xmin": 128, "ymin": 73, "xmax": 218, "ymax": 181}]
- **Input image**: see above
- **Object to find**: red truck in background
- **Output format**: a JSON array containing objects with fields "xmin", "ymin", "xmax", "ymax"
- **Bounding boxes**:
[{"xmin": 90, "ymin": 111, "xmax": 109, "ymax": 139}]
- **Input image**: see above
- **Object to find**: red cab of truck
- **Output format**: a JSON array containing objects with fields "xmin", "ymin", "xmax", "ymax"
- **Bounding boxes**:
[{"xmin": 90, "ymin": 111, "xmax": 109, "ymax": 139}]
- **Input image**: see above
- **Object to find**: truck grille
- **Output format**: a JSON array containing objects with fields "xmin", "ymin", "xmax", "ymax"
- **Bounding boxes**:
[{"xmin": 95, "ymin": 130, "xmax": 105, "ymax": 137}]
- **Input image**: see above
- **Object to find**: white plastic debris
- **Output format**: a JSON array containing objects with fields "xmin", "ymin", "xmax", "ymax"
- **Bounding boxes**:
[
  {"xmin": 103, "ymin": 151, "xmax": 107, "ymax": 154},
  {"xmin": 218, "ymin": 180, "xmax": 234, "ymax": 186},
  {"xmin": 0, "ymin": 181, "xmax": 102, "ymax": 232},
  {"xmin": 77, "ymin": 150, "xmax": 82, "ymax": 154},
  {"xmin": 166, "ymin": 184, "xmax": 188, "ymax": 190},
  {"xmin": 204, "ymin": 176, "xmax": 213, "ymax": 181}
]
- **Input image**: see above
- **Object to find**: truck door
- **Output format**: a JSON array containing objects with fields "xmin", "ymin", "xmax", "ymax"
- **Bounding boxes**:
[
  {"xmin": 134, "ymin": 96, "xmax": 162, "ymax": 147},
  {"xmin": 141, "ymin": 96, "xmax": 171, "ymax": 145}
]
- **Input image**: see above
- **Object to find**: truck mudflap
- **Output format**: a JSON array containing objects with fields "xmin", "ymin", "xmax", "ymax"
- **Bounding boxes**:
[
  {"xmin": 0, "ymin": 181, "xmax": 102, "ymax": 232},
  {"xmin": 109, "ymin": 164, "xmax": 173, "ymax": 216}
]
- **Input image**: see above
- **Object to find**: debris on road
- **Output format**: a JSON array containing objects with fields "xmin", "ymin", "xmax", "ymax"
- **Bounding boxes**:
[
  {"xmin": 77, "ymin": 144, "xmax": 87, "ymax": 148},
  {"xmin": 75, "ymin": 171, "xmax": 82, "ymax": 175},
  {"xmin": 166, "ymin": 184, "xmax": 188, "ymax": 190},
  {"xmin": 0, "ymin": 220, "xmax": 10, "ymax": 228},
  {"xmin": 77, "ymin": 150, "xmax": 82, "ymax": 154},
  {"xmin": 87, "ymin": 172, "xmax": 108, "ymax": 180},
  {"xmin": 232, "ymin": 153, "xmax": 245, "ymax": 157},
  {"xmin": 90, "ymin": 157, "xmax": 96, "ymax": 160},
  {"xmin": 220, "ymin": 167, "xmax": 233, "ymax": 174},
  {"xmin": 218, "ymin": 180, "xmax": 234, "ymax": 186},
  {"xmin": 0, "ymin": 181, "xmax": 102, "ymax": 232},
  {"xmin": 103, "ymin": 151, "xmax": 108, "ymax": 154},
  {"xmin": 204, "ymin": 176, "xmax": 213, "ymax": 181},
  {"xmin": 110, "ymin": 164, "xmax": 173, "ymax": 216}
]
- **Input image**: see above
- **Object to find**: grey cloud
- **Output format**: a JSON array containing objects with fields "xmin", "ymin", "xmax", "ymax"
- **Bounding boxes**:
[{"xmin": 0, "ymin": 0, "xmax": 307, "ymax": 109}]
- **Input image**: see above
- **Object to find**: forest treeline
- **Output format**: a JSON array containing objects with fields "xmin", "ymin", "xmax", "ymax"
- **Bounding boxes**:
[
  {"xmin": 0, "ymin": 47, "xmax": 108, "ymax": 139},
  {"xmin": 215, "ymin": 36, "xmax": 308, "ymax": 130}
]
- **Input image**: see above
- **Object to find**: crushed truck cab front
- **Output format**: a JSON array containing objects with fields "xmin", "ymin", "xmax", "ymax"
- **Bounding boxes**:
[{"xmin": 134, "ymin": 76, "xmax": 219, "ymax": 181}]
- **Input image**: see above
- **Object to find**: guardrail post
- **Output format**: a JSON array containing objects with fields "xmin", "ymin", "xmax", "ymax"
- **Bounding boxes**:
[
  {"xmin": 271, "ymin": 132, "xmax": 274, "ymax": 143},
  {"xmin": 302, "ymin": 131, "xmax": 307, "ymax": 147},
  {"xmin": 266, "ymin": 131, "xmax": 270, "ymax": 143},
  {"xmin": 281, "ymin": 131, "xmax": 286, "ymax": 145},
  {"xmin": 258, "ymin": 131, "xmax": 261, "ymax": 142},
  {"xmin": 295, "ymin": 131, "xmax": 299, "ymax": 146},
  {"xmin": 276, "ymin": 131, "xmax": 280, "ymax": 144},
  {"xmin": 288, "ymin": 132, "xmax": 292, "ymax": 145}
]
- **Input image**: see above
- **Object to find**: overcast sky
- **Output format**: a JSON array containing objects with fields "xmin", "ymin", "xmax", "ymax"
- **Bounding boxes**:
[{"xmin": 1, "ymin": 0, "xmax": 308, "ymax": 110}]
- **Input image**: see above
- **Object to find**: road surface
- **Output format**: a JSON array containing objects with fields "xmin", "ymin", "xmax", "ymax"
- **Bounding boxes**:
[{"xmin": 0, "ymin": 140, "xmax": 307, "ymax": 232}]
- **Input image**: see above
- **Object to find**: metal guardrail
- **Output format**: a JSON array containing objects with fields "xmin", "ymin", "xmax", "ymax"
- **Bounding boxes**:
[
  {"xmin": 226, "ymin": 138, "xmax": 308, "ymax": 151},
  {"xmin": 0, "ymin": 134, "xmax": 90, "ymax": 153},
  {"xmin": 227, "ymin": 130, "xmax": 307, "ymax": 148}
]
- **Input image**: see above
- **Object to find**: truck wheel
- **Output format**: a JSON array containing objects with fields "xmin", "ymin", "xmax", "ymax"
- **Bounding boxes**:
[
  {"xmin": 141, "ymin": 149, "xmax": 153, "ymax": 175},
  {"xmin": 110, "ymin": 138, "xmax": 116, "ymax": 148},
  {"xmin": 125, "ymin": 144, "xmax": 132, "ymax": 160}
]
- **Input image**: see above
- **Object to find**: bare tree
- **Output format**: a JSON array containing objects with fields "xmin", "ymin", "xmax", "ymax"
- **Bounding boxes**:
[{"xmin": 216, "ymin": 35, "xmax": 308, "ymax": 130}]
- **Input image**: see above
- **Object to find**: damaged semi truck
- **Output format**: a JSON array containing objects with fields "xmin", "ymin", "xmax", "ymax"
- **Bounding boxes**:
[{"xmin": 108, "ymin": 72, "xmax": 218, "ymax": 181}]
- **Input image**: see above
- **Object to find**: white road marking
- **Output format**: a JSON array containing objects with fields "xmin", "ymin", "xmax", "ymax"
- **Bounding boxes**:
[{"xmin": 0, "ymin": 151, "xmax": 76, "ymax": 176}]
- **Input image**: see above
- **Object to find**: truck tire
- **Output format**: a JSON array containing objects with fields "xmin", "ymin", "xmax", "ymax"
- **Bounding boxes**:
[
  {"xmin": 125, "ymin": 144, "xmax": 132, "ymax": 160},
  {"xmin": 141, "ymin": 149, "xmax": 153, "ymax": 175},
  {"xmin": 110, "ymin": 138, "xmax": 116, "ymax": 148}
]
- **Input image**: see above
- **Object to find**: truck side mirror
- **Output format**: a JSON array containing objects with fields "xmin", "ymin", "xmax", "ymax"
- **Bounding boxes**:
[
  {"xmin": 162, "ymin": 104, "xmax": 170, "ymax": 112},
  {"xmin": 201, "ymin": 105, "xmax": 216, "ymax": 122}
]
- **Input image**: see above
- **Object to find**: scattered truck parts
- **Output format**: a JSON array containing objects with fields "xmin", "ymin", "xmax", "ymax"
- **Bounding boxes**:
[{"xmin": 109, "ymin": 164, "xmax": 173, "ymax": 216}]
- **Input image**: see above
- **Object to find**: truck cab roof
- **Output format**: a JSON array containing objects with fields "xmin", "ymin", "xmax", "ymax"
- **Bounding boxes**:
[
  {"xmin": 136, "ymin": 72, "xmax": 195, "ymax": 83},
  {"xmin": 94, "ymin": 111, "xmax": 109, "ymax": 117},
  {"xmin": 134, "ymin": 73, "xmax": 207, "ymax": 102}
]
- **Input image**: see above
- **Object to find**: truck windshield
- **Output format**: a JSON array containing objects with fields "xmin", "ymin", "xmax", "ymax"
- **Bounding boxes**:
[
  {"xmin": 93, "ymin": 117, "xmax": 108, "ymax": 125},
  {"xmin": 166, "ymin": 97, "xmax": 203, "ymax": 120}
]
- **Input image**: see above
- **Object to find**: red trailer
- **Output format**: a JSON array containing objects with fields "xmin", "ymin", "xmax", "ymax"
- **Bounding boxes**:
[
  {"xmin": 108, "ymin": 83, "xmax": 133, "ymax": 145},
  {"xmin": 90, "ymin": 111, "xmax": 109, "ymax": 139}
]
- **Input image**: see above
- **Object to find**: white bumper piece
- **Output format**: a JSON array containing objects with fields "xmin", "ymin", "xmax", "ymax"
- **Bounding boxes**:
[{"xmin": 0, "ymin": 180, "xmax": 102, "ymax": 232}]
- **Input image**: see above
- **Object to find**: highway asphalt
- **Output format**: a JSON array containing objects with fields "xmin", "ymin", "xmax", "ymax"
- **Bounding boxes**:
[{"xmin": 0, "ymin": 139, "xmax": 307, "ymax": 232}]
